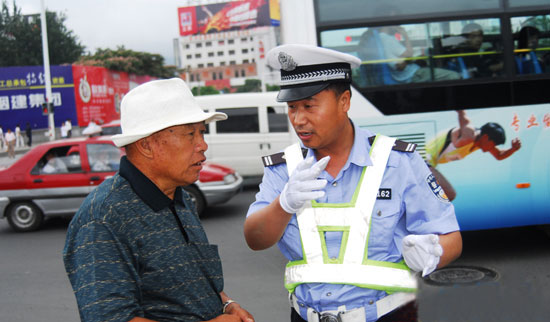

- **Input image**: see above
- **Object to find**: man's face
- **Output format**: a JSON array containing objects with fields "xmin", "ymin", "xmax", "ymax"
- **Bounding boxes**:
[
  {"xmin": 150, "ymin": 122, "xmax": 208, "ymax": 187},
  {"xmin": 466, "ymin": 30, "xmax": 483, "ymax": 51},
  {"xmin": 287, "ymin": 89, "xmax": 349, "ymax": 150}
]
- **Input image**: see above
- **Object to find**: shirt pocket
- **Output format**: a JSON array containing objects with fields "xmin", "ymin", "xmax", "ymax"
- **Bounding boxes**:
[{"xmin": 369, "ymin": 201, "xmax": 401, "ymax": 251}]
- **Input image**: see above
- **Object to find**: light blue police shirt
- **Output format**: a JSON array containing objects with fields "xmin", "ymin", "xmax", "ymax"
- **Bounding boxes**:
[{"xmin": 247, "ymin": 123, "xmax": 460, "ymax": 322}]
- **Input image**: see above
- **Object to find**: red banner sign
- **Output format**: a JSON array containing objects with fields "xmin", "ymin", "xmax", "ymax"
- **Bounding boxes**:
[{"xmin": 178, "ymin": 0, "xmax": 271, "ymax": 36}]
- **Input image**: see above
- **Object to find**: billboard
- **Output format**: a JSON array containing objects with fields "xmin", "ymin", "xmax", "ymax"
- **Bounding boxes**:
[
  {"xmin": 177, "ymin": 0, "xmax": 276, "ymax": 36},
  {"xmin": 72, "ymin": 65, "xmax": 129, "ymax": 127},
  {"xmin": 0, "ymin": 65, "xmax": 77, "ymax": 131}
]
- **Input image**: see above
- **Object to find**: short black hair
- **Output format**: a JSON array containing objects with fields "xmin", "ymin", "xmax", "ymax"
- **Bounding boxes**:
[
  {"xmin": 480, "ymin": 122, "xmax": 505, "ymax": 145},
  {"xmin": 326, "ymin": 82, "xmax": 351, "ymax": 99}
]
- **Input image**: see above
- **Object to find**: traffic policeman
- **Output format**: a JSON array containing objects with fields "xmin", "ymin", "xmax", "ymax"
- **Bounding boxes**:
[{"xmin": 244, "ymin": 44, "xmax": 462, "ymax": 322}]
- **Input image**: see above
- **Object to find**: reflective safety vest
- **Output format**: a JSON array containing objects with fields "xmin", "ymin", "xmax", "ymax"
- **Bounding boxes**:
[{"xmin": 283, "ymin": 135, "xmax": 417, "ymax": 294}]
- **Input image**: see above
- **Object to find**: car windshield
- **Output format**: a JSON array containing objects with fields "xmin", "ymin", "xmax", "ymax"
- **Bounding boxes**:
[{"xmin": 86, "ymin": 143, "xmax": 122, "ymax": 172}]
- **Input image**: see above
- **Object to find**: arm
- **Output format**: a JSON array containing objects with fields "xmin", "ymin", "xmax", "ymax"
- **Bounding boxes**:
[
  {"xmin": 453, "ymin": 110, "xmax": 476, "ymax": 147},
  {"xmin": 244, "ymin": 156, "xmax": 329, "ymax": 251},
  {"xmin": 489, "ymin": 137, "xmax": 522, "ymax": 160},
  {"xmin": 210, "ymin": 292, "xmax": 254, "ymax": 322},
  {"xmin": 437, "ymin": 231, "xmax": 462, "ymax": 269},
  {"xmin": 244, "ymin": 196, "xmax": 293, "ymax": 250}
]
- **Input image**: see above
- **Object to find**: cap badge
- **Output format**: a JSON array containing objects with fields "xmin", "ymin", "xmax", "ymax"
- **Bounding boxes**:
[{"xmin": 278, "ymin": 52, "xmax": 297, "ymax": 71}]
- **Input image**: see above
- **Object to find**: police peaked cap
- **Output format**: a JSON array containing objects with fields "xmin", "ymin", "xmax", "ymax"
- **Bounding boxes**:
[{"xmin": 267, "ymin": 44, "xmax": 361, "ymax": 102}]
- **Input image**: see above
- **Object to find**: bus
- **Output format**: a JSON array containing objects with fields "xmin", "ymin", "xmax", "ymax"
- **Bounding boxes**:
[{"xmin": 296, "ymin": 0, "xmax": 550, "ymax": 231}]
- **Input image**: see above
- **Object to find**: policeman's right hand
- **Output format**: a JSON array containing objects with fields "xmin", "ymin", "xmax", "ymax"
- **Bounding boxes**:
[{"xmin": 279, "ymin": 156, "xmax": 330, "ymax": 214}]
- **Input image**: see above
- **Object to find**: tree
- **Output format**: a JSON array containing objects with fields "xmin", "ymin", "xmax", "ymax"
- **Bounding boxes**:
[
  {"xmin": 76, "ymin": 47, "xmax": 177, "ymax": 79},
  {"xmin": 191, "ymin": 86, "xmax": 219, "ymax": 96},
  {"xmin": 0, "ymin": 0, "xmax": 85, "ymax": 66},
  {"xmin": 236, "ymin": 79, "xmax": 262, "ymax": 93}
]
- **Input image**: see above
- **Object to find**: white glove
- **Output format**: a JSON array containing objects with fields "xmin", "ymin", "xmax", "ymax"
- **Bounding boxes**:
[
  {"xmin": 402, "ymin": 234, "xmax": 443, "ymax": 277},
  {"xmin": 279, "ymin": 156, "xmax": 330, "ymax": 214}
]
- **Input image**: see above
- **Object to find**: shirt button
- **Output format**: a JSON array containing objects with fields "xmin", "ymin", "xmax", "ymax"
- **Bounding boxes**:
[
  {"xmin": 326, "ymin": 292, "xmax": 332, "ymax": 297},
  {"xmin": 368, "ymin": 300, "xmax": 374, "ymax": 305},
  {"xmin": 377, "ymin": 210, "xmax": 382, "ymax": 216},
  {"xmin": 332, "ymin": 181, "xmax": 337, "ymax": 187},
  {"xmin": 299, "ymin": 302, "xmax": 305, "ymax": 307}
]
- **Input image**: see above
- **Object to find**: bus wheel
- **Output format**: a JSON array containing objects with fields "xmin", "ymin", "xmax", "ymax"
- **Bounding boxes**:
[{"xmin": 7, "ymin": 202, "xmax": 44, "ymax": 232}]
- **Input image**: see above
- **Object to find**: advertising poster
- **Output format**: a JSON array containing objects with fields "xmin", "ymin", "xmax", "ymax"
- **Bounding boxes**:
[
  {"xmin": 0, "ymin": 65, "xmax": 77, "ymax": 131},
  {"xmin": 356, "ymin": 104, "xmax": 550, "ymax": 231},
  {"xmin": 178, "ymin": 0, "xmax": 272, "ymax": 36},
  {"xmin": 72, "ymin": 65, "xmax": 129, "ymax": 127}
]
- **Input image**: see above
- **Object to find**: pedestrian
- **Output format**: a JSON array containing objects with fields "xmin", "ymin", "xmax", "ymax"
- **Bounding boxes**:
[
  {"xmin": 63, "ymin": 78, "xmax": 255, "ymax": 322},
  {"xmin": 243, "ymin": 44, "xmax": 463, "ymax": 322},
  {"xmin": 66, "ymin": 119, "xmax": 72, "ymax": 138},
  {"xmin": 0, "ymin": 125, "xmax": 4, "ymax": 151},
  {"xmin": 5, "ymin": 128, "xmax": 16, "ymax": 158},
  {"xmin": 25, "ymin": 122, "xmax": 32, "ymax": 147},
  {"xmin": 60, "ymin": 120, "xmax": 68, "ymax": 138},
  {"xmin": 15, "ymin": 124, "xmax": 24, "ymax": 148}
]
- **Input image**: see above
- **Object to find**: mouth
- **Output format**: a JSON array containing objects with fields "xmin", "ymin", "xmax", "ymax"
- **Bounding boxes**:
[
  {"xmin": 192, "ymin": 159, "xmax": 206, "ymax": 168},
  {"xmin": 297, "ymin": 130, "xmax": 314, "ymax": 140}
]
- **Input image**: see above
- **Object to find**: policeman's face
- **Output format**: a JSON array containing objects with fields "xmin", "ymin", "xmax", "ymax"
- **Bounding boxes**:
[
  {"xmin": 149, "ymin": 122, "xmax": 208, "ymax": 187},
  {"xmin": 287, "ymin": 89, "xmax": 350, "ymax": 150}
]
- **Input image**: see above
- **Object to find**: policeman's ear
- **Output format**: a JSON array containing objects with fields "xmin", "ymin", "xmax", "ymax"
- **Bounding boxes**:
[{"xmin": 338, "ymin": 90, "xmax": 351, "ymax": 113}]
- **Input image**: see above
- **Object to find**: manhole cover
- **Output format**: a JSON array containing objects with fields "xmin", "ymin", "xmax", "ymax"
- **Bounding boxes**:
[{"xmin": 423, "ymin": 265, "xmax": 498, "ymax": 286}]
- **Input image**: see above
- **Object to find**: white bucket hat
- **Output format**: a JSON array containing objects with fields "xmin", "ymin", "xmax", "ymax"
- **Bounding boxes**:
[{"xmin": 111, "ymin": 78, "xmax": 227, "ymax": 147}]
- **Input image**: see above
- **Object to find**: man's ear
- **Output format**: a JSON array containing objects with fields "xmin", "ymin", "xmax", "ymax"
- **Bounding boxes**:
[
  {"xmin": 339, "ymin": 90, "xmax": 351, "ymax": 113},
  {"xmin": 134, "ymin": 137, "xmax": 154, "ymax": 159}
]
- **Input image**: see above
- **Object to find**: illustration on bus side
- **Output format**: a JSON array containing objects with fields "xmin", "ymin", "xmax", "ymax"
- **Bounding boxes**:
[{"xmin": 426, "ymin": 110, "xmax": 522, "ymax": 201}]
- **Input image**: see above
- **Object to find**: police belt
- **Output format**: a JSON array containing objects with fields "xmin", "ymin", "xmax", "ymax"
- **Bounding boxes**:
[{"xmin": 290, "ymin": 292, "xmax": 416, "ymax": 322}]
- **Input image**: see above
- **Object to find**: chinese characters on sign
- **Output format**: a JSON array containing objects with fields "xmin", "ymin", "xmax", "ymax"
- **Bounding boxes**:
[
  {"xmin": 0, "ymin": 92, "xmax": 62, "ymax": 111},
  {"xmin": 511, "ymin": 113, "xmax": 550, "ymax": 131}
]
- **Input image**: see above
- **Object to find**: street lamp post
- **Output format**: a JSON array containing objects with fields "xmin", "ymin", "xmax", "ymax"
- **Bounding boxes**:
[{"xmin": 40, "ymin": 0, "xmax": 55, "ymax": 140}]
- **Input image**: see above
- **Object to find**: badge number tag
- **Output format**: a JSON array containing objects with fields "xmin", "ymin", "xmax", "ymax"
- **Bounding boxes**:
[{"xmin": 377, "ymin": 188, "xmax": 392, "ymax": 200}]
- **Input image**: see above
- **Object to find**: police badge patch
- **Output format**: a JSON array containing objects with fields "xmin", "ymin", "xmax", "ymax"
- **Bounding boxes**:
[
  {"xmin": 426, "ymin": 173, "xmax": 449, "ymax": 202},
  {"xmin": 278, "ymin": 52, "xmax": 297, "ymax": 71}
]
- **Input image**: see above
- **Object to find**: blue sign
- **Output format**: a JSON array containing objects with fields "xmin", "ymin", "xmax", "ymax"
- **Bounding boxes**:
[{"xmin": 0, "ymin": 65, "xmax": 77, "ymax": 132}]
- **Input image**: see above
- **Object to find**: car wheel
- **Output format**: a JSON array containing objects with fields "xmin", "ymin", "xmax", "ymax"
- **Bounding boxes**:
[
  {"xmin": 183, "ymin": 185, "xmax": 206, "ymax": 217},
  {"xmin": 7, "ymin": 202, "xmax": 44, "ymax": 232}
]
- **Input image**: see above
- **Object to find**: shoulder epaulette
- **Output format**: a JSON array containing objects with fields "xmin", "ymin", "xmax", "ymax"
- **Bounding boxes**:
[
  {"xmin": 368, "ymin": 136, "xmax": 416, "ymax": 153},
  {"xmin": 262, "ymin": 148, "xmax": 308, "ymax": 167}
]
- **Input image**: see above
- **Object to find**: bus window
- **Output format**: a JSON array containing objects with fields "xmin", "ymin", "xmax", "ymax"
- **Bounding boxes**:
[
  {"xmin": 509, "ymin": 0, "xmax": 549, "ymax": 7},
  {"xmin": 435, "ymin": 18, "xmax": 504, "ymax": 79},
  {"xmin": 511, "ymin": 15, "xmax": 550, "ymax": 75},
  {"xmin": 315, "ymin": 0, "xmax": 500, "ymax": 25},
  {"xmin": 332, "ymin": 18, "xmax": 504, "ymax": 87}
]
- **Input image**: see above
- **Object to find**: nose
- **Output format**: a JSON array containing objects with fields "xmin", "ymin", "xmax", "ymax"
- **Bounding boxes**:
[
  {"xmin": 291, "ymin": 108, "xmax": 307, "ymax": 126},
  {"xmin": 196, "ymin": 135, "xmax": 208, "ymax": 152}
]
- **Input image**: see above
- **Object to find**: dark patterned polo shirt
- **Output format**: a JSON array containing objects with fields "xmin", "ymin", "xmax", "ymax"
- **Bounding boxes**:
[{"xmin": 63, "ymin": 156, "xmax": 224, "ymax": 322}]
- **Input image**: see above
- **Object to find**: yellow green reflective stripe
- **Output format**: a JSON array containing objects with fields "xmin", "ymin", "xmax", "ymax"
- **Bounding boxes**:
[{"xmin": 317, "ymin": 226, "xmax": 350, "ymax": 264}]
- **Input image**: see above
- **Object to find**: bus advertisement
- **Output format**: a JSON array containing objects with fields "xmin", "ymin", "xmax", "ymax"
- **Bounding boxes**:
[{"xmin": 298, "ymin": 0, "xmax": 550, "ymax": 231}]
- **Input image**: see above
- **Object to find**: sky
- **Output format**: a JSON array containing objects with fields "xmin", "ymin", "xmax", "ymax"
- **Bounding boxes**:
[{"xmin": 15, "ymin": 0, "xmax": 188, "ymax": 65}]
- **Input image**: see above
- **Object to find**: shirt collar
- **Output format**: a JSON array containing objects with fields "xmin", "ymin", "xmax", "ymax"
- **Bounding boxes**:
[{"xmin": 119, "ymin": 156, "xmax": 184, "ymax": 212}]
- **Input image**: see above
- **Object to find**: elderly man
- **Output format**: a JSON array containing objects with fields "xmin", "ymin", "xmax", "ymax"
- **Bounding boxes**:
[{"xmin": 63, "ymin": 78, "xmax": 254, "ymax": 322}]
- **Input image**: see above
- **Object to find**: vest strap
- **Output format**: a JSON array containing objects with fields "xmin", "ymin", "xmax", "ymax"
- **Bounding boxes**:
[{"xmin": 285, "ymin": 263, "xmax": 417, "ymax": 293}]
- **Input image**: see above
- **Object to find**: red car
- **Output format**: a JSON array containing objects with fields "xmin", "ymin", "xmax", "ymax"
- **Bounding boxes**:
[{"xmin": 0, "ymin": 136, "xmax": 243, "ymax": 232}]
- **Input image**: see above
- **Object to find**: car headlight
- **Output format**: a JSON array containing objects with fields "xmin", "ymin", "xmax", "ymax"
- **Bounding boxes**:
[{"xmin": 223, "ymin": 173, "xmax": 237, "ymax": 184}]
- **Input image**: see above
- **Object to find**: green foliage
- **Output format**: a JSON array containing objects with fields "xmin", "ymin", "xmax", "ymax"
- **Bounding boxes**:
[
  {"xmin": 191, "ymin": 86, "xmax": 219, "ymax": 96},
  {"xmin": 235, "ymin": 78, "xmax": 262, "ymax": 92},
  {"xmin": 266, "ymin": 84, "xmax": 280, "ymax": 91},
  {"xmin": 0, "ymin": 0, "xmax": 85, "ymax": 66},
  {"xmin": 77, "ymin": 47, "xmax": 177, "ymax": 78}
]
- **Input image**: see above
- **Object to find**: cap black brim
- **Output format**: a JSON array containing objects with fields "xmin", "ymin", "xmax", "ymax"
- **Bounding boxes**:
[{"xmin": 276, "ymin": 83, "xmax": 330, "ymax": 102}]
